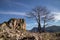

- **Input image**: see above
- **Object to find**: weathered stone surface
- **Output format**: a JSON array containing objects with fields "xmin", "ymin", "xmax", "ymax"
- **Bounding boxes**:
[
  {"xmin": 0, "ymin": 30, "xmax": 60, "ymax": 40},
  {"xmin": 0, "ymin": 29, "xmax": 59, "ymax": 40},
  {"xmin": 0, "ymin": 18, "xmax": 26, "ymax": 30}
]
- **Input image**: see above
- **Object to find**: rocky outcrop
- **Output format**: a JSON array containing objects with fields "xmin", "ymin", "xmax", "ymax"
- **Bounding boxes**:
[{"xmin": 0, "ymin": 18, "xmax": 26, "ymax": 30}]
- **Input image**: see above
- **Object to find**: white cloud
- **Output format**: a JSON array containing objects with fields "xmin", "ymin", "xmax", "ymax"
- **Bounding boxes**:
[
  {"xmin": 52, "ymin": 12, "xmax": 60, "ymax": 22},
  {"xmin": 0, "ymin": 11, "xmax": 27, "ymax": 16}
]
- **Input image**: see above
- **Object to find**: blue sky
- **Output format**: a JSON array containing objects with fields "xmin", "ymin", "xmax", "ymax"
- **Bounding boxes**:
[{"xmin": 0, "ymin": 0, "xmax": 60, "ymax": 30}]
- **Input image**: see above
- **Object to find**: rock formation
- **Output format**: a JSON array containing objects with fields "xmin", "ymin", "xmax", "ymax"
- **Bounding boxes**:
[{"xmin": 0, "ymin": 18, "xmax": 26, "ymax": 30}]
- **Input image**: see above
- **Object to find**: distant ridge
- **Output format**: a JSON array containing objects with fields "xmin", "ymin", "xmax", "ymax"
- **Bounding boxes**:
[
  {"xmin": 46, "ymin": 25, "xmax": 60, "ymax": 32},
  {"xmin": 30, "ymin": 25, "xmax": 60, "ymax": 32}
]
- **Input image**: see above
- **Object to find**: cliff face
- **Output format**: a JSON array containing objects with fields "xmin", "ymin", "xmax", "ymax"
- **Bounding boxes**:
[{"xmin": 0, "ymin": 18, "xmax": 26, "ymax": 30}]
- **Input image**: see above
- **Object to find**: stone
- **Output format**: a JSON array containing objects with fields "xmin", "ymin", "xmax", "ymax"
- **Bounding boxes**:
[{"xmin": 0, "ymin": 18, "xmax": 26, "ymax": 31}]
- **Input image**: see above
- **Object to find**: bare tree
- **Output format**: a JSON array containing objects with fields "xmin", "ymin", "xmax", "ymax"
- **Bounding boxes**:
[
  {"xmin": 26, "ymin": 6, "xmax": 54, "ymax": 32},
  {"xmin": 41, "ymin": 8, "xmax": 54, "ymax": 32}
]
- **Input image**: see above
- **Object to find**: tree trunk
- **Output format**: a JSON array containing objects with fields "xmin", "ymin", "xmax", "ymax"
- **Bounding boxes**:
[
  {"xmin": 38, "ymin": 22, "xmax": 41, "ymax": 33},
  {"xmin": 37, "ymin": 12, "xmax": 42, "ymax": 33},
  {"xmin": 43, "ymin": 25, "xmax": 46, "ymax": 32},
  {"xmin": 43, "ymin": 19, "xmax": 46, "ymax": 32}
]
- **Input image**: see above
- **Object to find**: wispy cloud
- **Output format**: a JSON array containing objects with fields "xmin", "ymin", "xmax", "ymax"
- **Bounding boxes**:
[
  {"xmin": 52, "ymin": 12, "xmax": 60, "ymax": 22},
  {"xmin": 5, "ymin": 0, "xmax": 30, "ymax": 9},
  {"xmin": 26, "ymin": 22, "xmax": 38, "ymax": 30},
  {"xmin": 0, "ymin": 11, "xmax": 27, "ymax": 16},
  {"xmin": 14, "ymin": 2, "xmax": 30, "ymax": 9}
]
